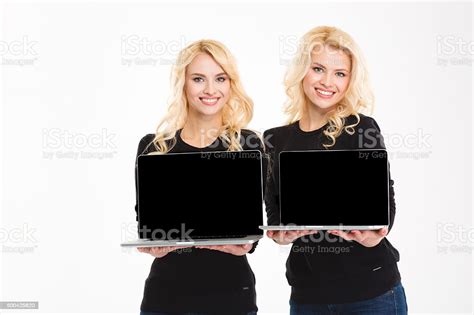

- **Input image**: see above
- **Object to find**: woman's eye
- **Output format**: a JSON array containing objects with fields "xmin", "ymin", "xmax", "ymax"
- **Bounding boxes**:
[
  {"xmin": 216, "ymin": 76, "xmax": 227, "ymax": 83},
  {"xmin": 193, "ymin": 77, "xmax": 204, "ymax": 83},
  {"xmin": 313, "ymin": 67, "xmax": 323, "ymax": 73},
  {"xmin": 336, "ymin": 72, "xmax": 346, "ymax": 77}
]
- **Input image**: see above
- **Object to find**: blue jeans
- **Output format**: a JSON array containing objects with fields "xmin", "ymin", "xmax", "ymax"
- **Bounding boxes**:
[
  {"xmin": 290, "ymin": 282, "xmax": 408, "ymax": 315},
  {"xmin": 140, "ymin": 312, "xmax": 256, "ymax": 315}
]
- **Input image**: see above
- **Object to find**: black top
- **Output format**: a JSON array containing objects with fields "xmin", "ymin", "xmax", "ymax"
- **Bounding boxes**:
[
  {"xmin": 134, "ymin": 129, "xmax": 263, "ymax": 314},
  {"xmin": 263, "ymin": 114, "xmax": 402, "ymax": 304}
]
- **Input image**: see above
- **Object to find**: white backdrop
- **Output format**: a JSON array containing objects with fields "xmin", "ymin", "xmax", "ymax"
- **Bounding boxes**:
[{"xmin": 1, "ymin": 1, "xmax": 472, "ymax": 314}]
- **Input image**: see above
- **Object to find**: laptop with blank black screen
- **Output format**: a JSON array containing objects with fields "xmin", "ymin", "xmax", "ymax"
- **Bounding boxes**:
[
  {"xmin": 260, "ymin": 149, "xmax": 389, "ymax": 231},
  {"xmin": 121, "ymin": 150, "xmax": 264, "ymax": 247}
]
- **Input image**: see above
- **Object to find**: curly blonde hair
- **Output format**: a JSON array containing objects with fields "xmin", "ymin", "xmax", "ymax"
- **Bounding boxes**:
[
  {"xmin": 151, "ymin": 39, "xmax": 253, "ymax": 153},
  {"xmin": 284, "ymin": 26, "xmax": 374, "ymax": 147}
]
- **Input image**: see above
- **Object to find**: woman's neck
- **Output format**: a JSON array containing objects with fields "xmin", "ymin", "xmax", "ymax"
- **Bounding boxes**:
[
  {"xmin": 299, "ymin": 104, "xmax": 333, "ymax": 132},
  {"xmin": 181, "ymin": 113, "xmax": 223, "ymax": 148}
]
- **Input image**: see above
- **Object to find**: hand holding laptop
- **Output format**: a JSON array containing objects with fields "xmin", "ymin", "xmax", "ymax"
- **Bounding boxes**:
[
  {"xmin": 267, "ymin": 230, "xmax": 318, "ymax": 245},
  {"xmin": 327, "ymin": 228, "xmax": 388, "ymax": 247}
]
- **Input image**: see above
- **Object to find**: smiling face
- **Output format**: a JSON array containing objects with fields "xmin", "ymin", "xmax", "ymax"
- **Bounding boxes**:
[
  {"xmin": 302, "ymin": 45, "xmax": 352, "ymax": 112},
  {"xmin": 184, "ymin": 53, "xmax": 231, "ymax": 118}
]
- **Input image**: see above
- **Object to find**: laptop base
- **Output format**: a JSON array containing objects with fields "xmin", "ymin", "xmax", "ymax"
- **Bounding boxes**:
[
  {"xmin": 121, "ymin": 235, "xmax": 262, "ymax": 248},
  {"xmin": 259, "ymin": 225, "xmax": 387, "ymax": 231}
]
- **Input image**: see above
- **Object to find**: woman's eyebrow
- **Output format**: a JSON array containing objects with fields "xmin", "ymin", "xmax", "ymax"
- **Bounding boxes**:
[
  {"xmin": 312, "ymin": 62, "xmax": 349, "ymax": 72},
  {"xmin": 190, "ymin": 72, "xmax": 206, "ymax": 76},
  {"xmin": 312, "ymin": 62, "xmax": 326, "ymax": 69},
  {"xmin": 190, "ymin": 72, "xmax": 228, "ymax": 77}
]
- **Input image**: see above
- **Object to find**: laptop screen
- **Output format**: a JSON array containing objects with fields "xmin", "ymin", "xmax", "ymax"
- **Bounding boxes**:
[
  {"xmin": 137, "ymin": 150, "xmax": 264, "ymax": 240},
  {"xmin": 279, "ymin": 149, "xmax": 389, "ymax": 227}
]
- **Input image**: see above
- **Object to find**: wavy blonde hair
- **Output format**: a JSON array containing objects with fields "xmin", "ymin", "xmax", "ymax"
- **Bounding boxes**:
[
  {"xmin": 284, "ymin": 26, "xmax": 374, "ymax": 148},
  {"xmin": 150, "ymin": 39, "xmax": 254, "ymax": 153}
]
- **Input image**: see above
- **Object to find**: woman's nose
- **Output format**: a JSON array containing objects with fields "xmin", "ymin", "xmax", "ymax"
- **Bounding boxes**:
[
  {"xmin": 204, "ymin": 81, "xmax": 216, "ymax": 95},
  {"xmin": 319, "ymin": 73, "xmax": 333, "ymax": 88}
]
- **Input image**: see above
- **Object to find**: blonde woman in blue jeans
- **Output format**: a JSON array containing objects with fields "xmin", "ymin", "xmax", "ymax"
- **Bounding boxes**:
[{"xmin": 264, "ymin": 26, "xmax": 408, "ymax": 315}]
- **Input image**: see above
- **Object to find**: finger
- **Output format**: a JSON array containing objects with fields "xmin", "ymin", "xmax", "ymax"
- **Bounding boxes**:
[
  {"xmin": 226, "ymin": 245, "xmax": 248, "ymax": 255},
  {"xmin": 241, "ymin": 244, "xmax": 252, "ymax": 251},
  {"xmin": 378, "ymin": 227, "xmax": 388, "ymax": 236},
  {"xmin": 149, "ymin": 247, "xmax": 163, "ymax": 255},
  {"xmin": 283, "ymin": 231, "xmax": 297, "ymax": 241},
  {"xmin": 287, "ymin": 231, "xmax": 300, "ymax": 238},
  {"xmin": 137, "ymin": 247, "xmax": 149, "ymax": 253},
  {"xmin": 348, "ymin": 230, "xmax": 366, "ymax": 242},
  {"xmin": 330, "ymin": 230, "xmax": 355, "ymax": 241}
]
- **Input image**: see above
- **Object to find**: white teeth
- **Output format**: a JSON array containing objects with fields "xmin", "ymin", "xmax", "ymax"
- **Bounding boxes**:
[
  {"xmin": 202, "ymin": 98, "xmax": 218, "ymax": 102},
  {"xmin": 316, "ymin": 89, "xmax": 334, "ymax": 96}
]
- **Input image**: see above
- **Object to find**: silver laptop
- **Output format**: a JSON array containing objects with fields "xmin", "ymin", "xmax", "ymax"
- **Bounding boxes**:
[
  {"xmin": 260, "ymin": 149, "xmax": 390, "ymax": 231},
  {"xmin": 121, "ymin": 150, "xmax": 264, "ymax": 247}
]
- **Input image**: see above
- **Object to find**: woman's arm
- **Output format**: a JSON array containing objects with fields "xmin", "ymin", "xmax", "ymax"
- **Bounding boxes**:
[
  {"xmin": 328, "ymin": 116, "xmax": 397, "ymax": 247},
  {"xmin": 134, "ymin": 134, "xmax": 154, "ymax": 222},
  {"xmin": 360, "ymin": 117, "xmax": 397, "ymax": 233},
  {"xmin": 263, "ymin": 129, "xmax": 281, "ymax": 226}
]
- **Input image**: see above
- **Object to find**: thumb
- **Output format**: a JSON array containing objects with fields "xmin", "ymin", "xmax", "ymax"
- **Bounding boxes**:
[{"xmin": 243, "ymin": 244, "xmax": 252, "ymax": 250}]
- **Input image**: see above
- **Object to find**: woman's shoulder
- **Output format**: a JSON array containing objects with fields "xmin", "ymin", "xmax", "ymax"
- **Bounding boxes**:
[
  {"xmin": 240, "ymin": 128, "xmax": 259, "ymax": 138},
  {"xmin": 347, "ymin": 114, "xmax": 386, "ymax": 149},
  {"xmin": 139, "ymin": 133, "xmax": 155, "ymax": 143},
  {"xmin": 263, "ymin": 123, "xmax": 295, "ymax": 141},
  {"xmin": 136, "ymin": 133, "xmax": 156, "ymax": 155},
  {"xmin": 349, "ymin": 113, "xmax": 381, "ymax": 132}
]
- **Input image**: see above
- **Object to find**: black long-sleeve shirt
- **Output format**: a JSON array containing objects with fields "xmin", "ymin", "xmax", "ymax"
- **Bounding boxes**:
[
  {"xmin": 134, "ymin": 129, "xmax": 264, "ymax": 314},
  {"xmin": 263, "ymin": 114, "xmax": 401, "ymax": 304}
]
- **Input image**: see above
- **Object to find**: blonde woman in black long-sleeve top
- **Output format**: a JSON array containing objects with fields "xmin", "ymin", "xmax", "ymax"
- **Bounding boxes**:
[
  {"xmin": 136, "ymin": 39, "xmax": 262, "ymax": 315},
  {"xmin": 264, "ymin": 26, "xmax": 408, "ymax": 314}
]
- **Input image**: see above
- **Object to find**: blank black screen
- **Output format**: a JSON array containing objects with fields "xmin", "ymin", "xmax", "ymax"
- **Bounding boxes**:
[
  {"xmin": 279, "ymin": 150, "xmax": 389, "ymax": 226},
  {"xmin": 137, "ymin": 151, "xmax": 263, "ymax": 239}
]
